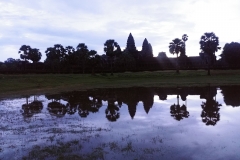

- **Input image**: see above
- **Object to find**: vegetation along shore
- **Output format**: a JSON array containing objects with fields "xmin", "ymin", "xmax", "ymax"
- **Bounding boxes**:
[{"xmin": 1, "ymin": 70, "xmax": 240, "ymax": 97}]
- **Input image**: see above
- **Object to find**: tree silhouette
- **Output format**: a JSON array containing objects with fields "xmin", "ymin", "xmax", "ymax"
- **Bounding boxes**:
[
  {"xmin": 88, "ymin": 50, "xmax": 100, "ymax": 75},
  {"xmin": 29, "ymin": 48, "xmax": 42, "ymax": 63},
  {"xmin": 76, "ymin": 43, "xmax": 89, "ymax": 73},
  {"xmin": 3, "ymin": 58, "xmax": 21, "ymax": 71},
  {"xmin": 220, "ymin": 42, "xmax": 240, "ymax": 67},
  {"xmin": 169, "ymin": 38, "xmax": 185, "ymax": 73},
  {"xmin": 199, "ymin": 32, "xmax": 221, "ymax": 75},
  {"xmin": 19, "ymin": 45, "xmax": 31, "ymax": 62},
  {"xmin": 104, "ymin": 39, "xmax": 119, "ymax": 75},
  {"xmin": 115, "ymin": 49, "xmax": 136, "ymax": 72},
  {"xmin": 19, "ymin": 45, "xmax": 32, "ymax": 71},
  {"xmin": 64, "ymin": 46, "xmax": 76, "ymax": 72},
  {"xmin": 45, "ymin": 44, "xmax": 65, "ymax": 73},
  {"xmin": 19, "ymin": 45, "xmax": 42, "ymax": 64}
]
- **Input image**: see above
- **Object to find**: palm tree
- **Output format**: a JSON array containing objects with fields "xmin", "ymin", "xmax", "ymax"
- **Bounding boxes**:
[
  {"xmin": 104, "ymin": 39, "xmax": 119, "ymax": 75},
  {"xmin": 181, "ymin": 34, "xmax": 188, "ymax": 56},
  {"xmin": 169, "ymin": 38, "xmax": 184, "ymax": 73},
  {"xmin": 199, "ymin": 32, "xmax": 221, "ymax": 75}
]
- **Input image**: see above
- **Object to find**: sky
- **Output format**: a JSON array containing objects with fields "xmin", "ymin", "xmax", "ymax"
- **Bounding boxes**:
[{"xmin": 0, "ymin": 0, "xmax": 240, "ymax": 62}]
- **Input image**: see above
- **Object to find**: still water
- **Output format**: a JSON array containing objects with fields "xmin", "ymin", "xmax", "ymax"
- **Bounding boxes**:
[{"xmin": 0, "ymin": 86, "xmax": 240, "ymax": 160}]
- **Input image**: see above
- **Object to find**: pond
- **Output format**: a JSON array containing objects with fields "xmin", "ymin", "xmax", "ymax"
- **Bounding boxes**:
[{"xmin": 0, "ymin": 86, "xmax": 240, "ymax": 160}]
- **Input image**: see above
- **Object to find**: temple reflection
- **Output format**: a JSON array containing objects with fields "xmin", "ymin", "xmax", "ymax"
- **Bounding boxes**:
[{"xmin": 21, "ymin": 86, "xmax": 240, "ymax": 125}]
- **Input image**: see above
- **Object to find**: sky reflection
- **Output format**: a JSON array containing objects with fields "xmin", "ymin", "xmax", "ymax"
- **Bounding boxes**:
[{"xmin": 0, "ymin": 86, "xmax": 240, "ymax": 159}]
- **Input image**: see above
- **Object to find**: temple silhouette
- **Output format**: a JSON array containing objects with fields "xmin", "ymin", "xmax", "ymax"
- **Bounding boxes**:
[
  {"xmin": 125, "ymin": 33, "xmax": 208, "ymax": 70},
  {"xmin": 1, "ymin": 32, "xmax": 231, "ymax": 74}
]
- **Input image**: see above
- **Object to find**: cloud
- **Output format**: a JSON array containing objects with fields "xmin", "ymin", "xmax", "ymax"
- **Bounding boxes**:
[{"xmin": 0, "ymin": 0, "xmax": 239, "ymax": 61}]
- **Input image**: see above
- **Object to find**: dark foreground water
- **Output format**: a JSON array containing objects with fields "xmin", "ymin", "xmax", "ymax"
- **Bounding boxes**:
[{"xmin": 0, "ymin": 86, "xmax": 240, "ymax": 160}]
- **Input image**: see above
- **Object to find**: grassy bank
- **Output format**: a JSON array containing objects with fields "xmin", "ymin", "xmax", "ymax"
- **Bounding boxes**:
[{"xmin": 1, "ymin": 70, "xmax": 240, "ymax": 96}]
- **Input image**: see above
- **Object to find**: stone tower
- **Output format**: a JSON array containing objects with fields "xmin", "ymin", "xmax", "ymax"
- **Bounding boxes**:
[
  {"xmin": 126, "ymin": 33, "xmax": 137, "ymax": 52},
  {"xmin": 141, "ymin": 38, "xmax": 153, "ymax": 57}
]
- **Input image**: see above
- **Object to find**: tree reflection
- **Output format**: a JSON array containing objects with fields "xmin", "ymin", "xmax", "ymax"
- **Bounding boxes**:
[
  {"xmin": 201, "ymin": 86, "xmax": 221, "ymax": 126},
  {"xmin": 78, "ymin": 96, "xmax": 92, "ymax": 118},
  {"xmin": 63, "ymin": 92, "xmax": 79, "ymax": 115},
  {"xmin": 90, "ymin": 98, "xmax": 103, "ymax": 113},
  {"xmin": 18, "ymin": 86, "xmax": 226, "ymax": 124},
  {"xmin": 45, "ymin": 94, "xmax": 67, "ymax": 118},
  {"xmin": 48, "ymin": 101, "xmax": 67, "ymax": 118},
  {"xmin": 170, "ymin": 95, "xmax": 189, "ymax": 121},
  {"xmin": 21, "ymin": 96, "xmax": 43, "ymax": 119},
  {"xmin": 66, "ymin": 103, "xmax": 77, "ymax": 115},
  {"xmin": 105, "ymin": 100, "xmax": 120, "ymax": 122},
  {"xmin": 201, "ymin": 99, "xmax": 221, "ymax": 126},
  {"xmin": 78, "ymin": 96, "xmax": 102, "ymax": 118},
  {"xmin": 221, "ymin": 86, "xmax": 240, "ymax": 107}
]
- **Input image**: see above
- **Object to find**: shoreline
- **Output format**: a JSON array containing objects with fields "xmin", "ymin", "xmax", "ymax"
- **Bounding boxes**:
[{"xmin": 1, "ymin": 70, "xmax": 240, "ymax": 98}]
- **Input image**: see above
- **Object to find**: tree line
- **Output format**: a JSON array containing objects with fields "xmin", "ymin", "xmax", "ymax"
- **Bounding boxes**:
[{"xmin": 0, "ymin": 32, "xmax": 240, "ymax": 75}]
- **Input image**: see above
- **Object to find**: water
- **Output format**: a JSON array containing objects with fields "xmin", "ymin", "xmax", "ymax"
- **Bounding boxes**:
[{"xmin": 0, "ymin": 86, "xmax": 240, "ymax": 160}]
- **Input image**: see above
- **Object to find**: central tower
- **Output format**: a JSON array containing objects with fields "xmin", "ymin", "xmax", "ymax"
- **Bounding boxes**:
[{"xmin": 126, "ymin": 33, "xmax": 137, "ymax": 53}]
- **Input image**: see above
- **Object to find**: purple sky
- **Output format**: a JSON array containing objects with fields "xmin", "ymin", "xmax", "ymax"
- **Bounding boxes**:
[{"xmin": 0, "ymin": 0, "xmax": 240, "ymax": 62}]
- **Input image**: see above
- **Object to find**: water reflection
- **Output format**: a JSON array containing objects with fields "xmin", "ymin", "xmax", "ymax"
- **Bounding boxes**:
[
  {"xmin": 21, "ymin": 96, "xmax": 43, "ymax": 119},
  {"xmin": 18, "ymin": 86, "xmax": 240, "ymax": 125},
  {"xmin": 221, "ymin": 86, "xmax": 240, "ymax": 107},
  {"xmin": 170, "ymin": 95, "xmax": 189, "ymax": 121},
  {"xmin": 46, "ymin": 94, "xmax": 67, "ymax": 118},
  {"xmin": 200, "ymin": 86, "xmax": 221, "ymax": 126},
  {"xmin": 105, "ymin": 100, "xmax": 120, "ymax": 122},
  {"xmin": 3, "ymin": 86, "xmax": 240, "ymax": 159}
]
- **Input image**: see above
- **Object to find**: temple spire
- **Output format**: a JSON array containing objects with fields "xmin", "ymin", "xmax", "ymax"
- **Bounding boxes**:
[
  {"xmin": 126, "ymin": 33, "xmax": 136, "ymax": 52},
  {"xmin": 141, "ymin": 38, "xmax": 153, "ymax": 57}
]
